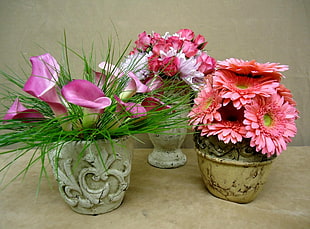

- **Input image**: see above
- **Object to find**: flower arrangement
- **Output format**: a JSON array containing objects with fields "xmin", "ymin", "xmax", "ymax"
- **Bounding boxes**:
[
  {"xmin": 121, "ymin": 29, "xmax": 216, "ymax": 92},
  {"xmin": 0, "ymin": 41, "xmax": 189, "ymax": 187},
  {"xmin": 189, "ymin": 58, "xmax": 299, "ymax": 158}
]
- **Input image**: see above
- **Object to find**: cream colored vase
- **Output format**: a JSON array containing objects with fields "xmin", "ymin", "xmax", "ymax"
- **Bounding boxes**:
[
  {"xmin": 48, "ymin": 137, "xmax": 133, "ymax": 215},
  {"xmin": 147, "ymin": 104, "xmax": 189, "ymax": 169},
  {"xmin": 148, "ymin": 127, "xmax": 187, "ymax": 168},
  {"xmin": 195, "ymin": 135, "xmax": 275, "ymax": 203}
]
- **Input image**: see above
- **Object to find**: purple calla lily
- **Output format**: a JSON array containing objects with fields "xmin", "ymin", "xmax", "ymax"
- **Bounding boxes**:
[
  {"xmin": 23, "ymin": 53, "xmax": 68, "ymax": 117},
  {"xmin": 4, "ymin": 98, "xmax": 44, "ymax": 122}
]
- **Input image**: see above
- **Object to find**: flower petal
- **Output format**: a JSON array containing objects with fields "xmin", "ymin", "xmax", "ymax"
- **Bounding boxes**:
[
  {"xmin": 62, "ymin": 79, "xmax": 111, "ymax": 110},
  {"xmin": 23, "ymin": 53, "xmax": 60, "ymax": 102},
  {"xmin": 141, "ymin": 97, "xmax": 171, "ymax": 112},
  {"xmin": 4, "ymin": 98, "xmax": 44, "ymax": 121}
]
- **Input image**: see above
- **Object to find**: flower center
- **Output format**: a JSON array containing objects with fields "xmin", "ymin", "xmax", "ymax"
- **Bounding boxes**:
[
  {"xmin": 263, "ymin": 113, "xmax": 273, "ymax": 127},
  {"xmin": 236, "ymin": 84, "xmax": 248, "ymax": 89},
  {"xmin": 203, "ymin": 99, "xmax": 213, "ymax": 110}
]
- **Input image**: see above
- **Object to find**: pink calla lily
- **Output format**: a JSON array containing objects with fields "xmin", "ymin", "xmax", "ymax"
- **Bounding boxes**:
[
  {"xmin": 99, "ymin": 61, "xmax": 152, "ymax": 99},
  {"xmin": 4, "ymin": 98, "xmax": 44, "ymax": 121},
  {"xmin": 61, "ymin": 79, "xmax": 112, "ymax": 112},
  {"xmin": 114, "ymin": 95, "xmax": 147, "ymax": 118},
  {"xmin": 143, "ymin": 76, "xmax": 164, "ymax": 91},
  {"xmin": 141, "ymin": 97, "xmax": 171, "ymax": 112},
  {"xmin": 23, "ymin": 53, "xmax": 67, "ymax": 117},
  {"xmin": 120, "ymin": 72, "xmax": 150, "ymax": 99}
]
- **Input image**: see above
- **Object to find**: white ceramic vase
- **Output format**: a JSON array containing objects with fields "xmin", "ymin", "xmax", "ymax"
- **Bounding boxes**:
[{"xmin": 48, "ymin": 137, "xmax": 133, "ymax": 215}]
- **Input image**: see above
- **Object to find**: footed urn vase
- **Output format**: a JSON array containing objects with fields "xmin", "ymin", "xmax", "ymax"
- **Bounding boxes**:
[{"xmin": 148, "ymin": 105, "xmax": 189, "ymax": 169}]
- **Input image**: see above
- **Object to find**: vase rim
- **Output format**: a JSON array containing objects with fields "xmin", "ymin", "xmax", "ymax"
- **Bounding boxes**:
[{"xmin": 196, "ymin": 148, "xmax": 275, "ymax": 167}]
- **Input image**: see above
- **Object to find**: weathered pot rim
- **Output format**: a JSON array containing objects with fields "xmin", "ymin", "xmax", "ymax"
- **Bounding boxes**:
[{"xmin": 196, "ymin": 148, "xmax": 275, "ymax": 167}]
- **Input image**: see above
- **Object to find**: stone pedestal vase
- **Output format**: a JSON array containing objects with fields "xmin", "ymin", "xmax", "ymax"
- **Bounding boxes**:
[
  {"xmin": 195, "ymin": 134, "xmax": 275, "ymax": 203},
  {"xmin": 148, "ymin": 127, "xmax": 187, "ymax": 168},
  {"xmin": 48, "ymin": 137, "xmax": 133, "ymax": 215},
  {"xmin": 148, "ymin": 105, "xmax": 188, "ymax": 169}
]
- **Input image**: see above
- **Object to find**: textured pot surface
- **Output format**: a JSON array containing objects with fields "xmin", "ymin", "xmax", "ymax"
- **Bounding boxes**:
[
  {"xmin": 196, "ymin": 149, "xmax": 274, "ymax": 203},
  {"xmin": 48, "ymin": 137, "xmax": 133, "ymax": 215}
]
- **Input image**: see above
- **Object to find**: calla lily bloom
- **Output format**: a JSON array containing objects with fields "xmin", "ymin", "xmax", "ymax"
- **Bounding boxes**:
[
  {"xmin": 99, "ymin": 61, "xmax": 152, "ymax": 99},
  {"xmin": 23, "ymin": 53, "xmax": 68, "ymax": 117},
  {"xmin": 62, "ymin": 79, "xmax": 112, "ymax": 128},
  {"xmin": 4, "ymin": 98, "xmax": 44, "ymax": 121},
  {"xmin": 114, "ymin": 95, "xmax": 147, "ymax": 118},
  {"xmin": 115, "ymin": 96, "xmax": 170, "ymax": 119},
  {"xmin": 141, "ymin": 97, "xmax": 171, "ymax": 112},
  {"xmin": 120, "ymin": 72, "xmax": 150, "ymax": 99},
  {"xmin": 61, "ymin": 79, "xmax": 112, "ymax": 111}
]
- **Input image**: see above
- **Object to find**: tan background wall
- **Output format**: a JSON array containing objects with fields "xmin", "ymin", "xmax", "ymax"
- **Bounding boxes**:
[{"xmin": 0, "ymin": 0, "xmax": 309, "ymax": 147}]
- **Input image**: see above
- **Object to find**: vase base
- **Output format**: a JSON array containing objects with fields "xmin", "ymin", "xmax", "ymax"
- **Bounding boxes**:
[
  {"xmin": 69, "ymin": 199, "xmax": 124, "ymax": 215},
  {"xmin": 147, "ymin": 149, "xmax": 187, "ymax": 169}
]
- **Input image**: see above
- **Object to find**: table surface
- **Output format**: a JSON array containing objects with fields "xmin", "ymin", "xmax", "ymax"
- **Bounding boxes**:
[{"xmin": 0, "ymin": 146, "xmax": 309, "ymax": 229}]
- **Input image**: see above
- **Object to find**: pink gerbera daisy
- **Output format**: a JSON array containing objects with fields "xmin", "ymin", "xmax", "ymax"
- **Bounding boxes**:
[
  {"xmin": 277, "ymin": 84, "xmax": 297, "ymax": 107},
  {"xmin": 243, "ymin": 94, "xmax": 298, "ymax": 157},
  {"xmin": 199, "ymin": 121, "xmax": 247, "ymax": 144},
  {"xmin": 188, "ymin": 82, "xmax": 222, "ymax": 127},
  {"xmin": 217, "ymin": 58, "xmax": 289, "ymax": 81},
  {"xmin": 214, "ymin": 69, "xmax": 279, "ymax": 109},
  {"xmin": 198, "ymin": 102, "xmax": 247, "ymax": 144}
]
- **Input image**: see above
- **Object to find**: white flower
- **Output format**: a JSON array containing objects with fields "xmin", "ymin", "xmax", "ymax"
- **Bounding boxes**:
[
  {"xmin": 178, "ymin": 54, "xmax": 204, "ymax": 91},
  {"xmin": 121, "ymin": 52, "xmax": 150, "ymax": 80}
]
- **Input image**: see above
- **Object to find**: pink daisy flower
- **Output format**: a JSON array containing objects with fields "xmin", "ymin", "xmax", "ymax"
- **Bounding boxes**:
[
  {"xmin": 199, "ymin": 120, "xmax": 247, "ymax": 144},
  {"xmin": 214, "ymin": 69, "xmax": 279, "ymax": 109},
  {"xmin": 243, "ymin": 94, "xmax": 298, "ymax": 157},
  {"xmin": 277, "ymin": 84, "xmax": 297, "ymax": 107},
  {"xmin": 217, "ymin": 58, "xmax": 289, "ymax": 81},
  {"xmin": 188, "ymin": 82, "xmax": 222, "ymax": 126},
  {"xmin": 198, "ymin": 102, "xmax": 247, "ymax": 144}
]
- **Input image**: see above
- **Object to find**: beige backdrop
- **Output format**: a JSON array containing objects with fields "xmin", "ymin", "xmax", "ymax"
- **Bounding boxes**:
[{"xmin": 0, "ymin": 0, "xmax": 309, "ymax": 147}]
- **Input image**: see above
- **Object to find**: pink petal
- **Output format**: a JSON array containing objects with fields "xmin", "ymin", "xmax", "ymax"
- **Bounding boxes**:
[
  {"xmin": 23, "ymin": 53, "xmax": 60, "ymax": 103},
  {"xmin": 62, "ymin": 79, "xmax": 111, "ymax": 110},
  {"xmin": 114, "ymin": 95, "xmax": 147, "ymax": 118},
  {"xmin": 4, "ymin": 98, "xmax": 44, "ymax": 121},
  {"xmin": 23, "ymin": 53, "xmax": 67, "ymax": 116},
  {"xmin": 144, "ymin": 76, "xmax": 164, "ymax": 91},
  {"xmin": 141, "ymin": 97, "xmax": 171, "ymax": 112},
  {"xmin": 125, "ymin": 72, "xmax": 149, "ymax": 93}
]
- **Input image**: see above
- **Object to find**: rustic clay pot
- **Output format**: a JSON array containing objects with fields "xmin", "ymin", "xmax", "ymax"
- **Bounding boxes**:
[{"xmin": 196, "ymin": 149, "xmax": 274, "ymax": 203}]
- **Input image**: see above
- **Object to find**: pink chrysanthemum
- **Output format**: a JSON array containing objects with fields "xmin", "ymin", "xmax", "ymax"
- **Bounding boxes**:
[
  {"xmin": 198, "ymin": 102, "xmax": 247, "ymax": 144},
  {"xmin": 214, "ymin": 69, "xmax": 279, "ymax": 109},
  {"xmin": 188, "ymin": 82, "xmax": 222, "ymax": 126},
  {"xmin": 217, "ymin": 58, "xmax": 289, "ymax": 81},
  {"xmin": 244, "ymin": 95, "xmax": 298, "ymax": 157}
]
